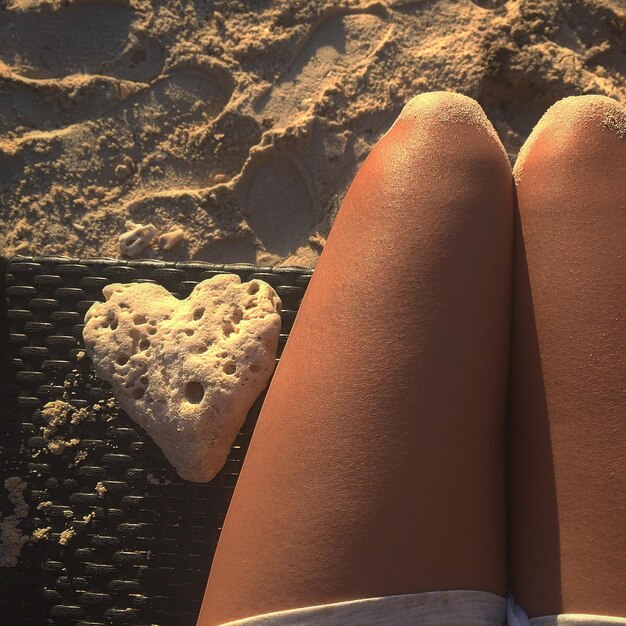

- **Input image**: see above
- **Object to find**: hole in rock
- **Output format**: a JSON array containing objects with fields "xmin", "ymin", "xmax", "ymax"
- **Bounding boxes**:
[
  {"xmin": 185, "ymin": 381, "xmax": 204, "ymax": 404},
  {"xmin": 110, "ymin": 317, "xmax": 118, "ymax": 330},
  {"xmin": 116, "ymin": 354, "xmax": 129, "ymax": 366},
  {"xmin": 250, "ymin": 362, "xmax": 261, "ymax": 373},
  {"xmin": 194, "ymin": 307, "xmax": 205, "ymax": 320},
  {"xmin": 222, "ymin": 320, "xmax": 235, "ymax": 336},
  {"xmin": 139, "ymin": 339, "xmax": 150, "ymax": 350},
  {"xmin": 133, "ymin": 388, "xmax": 144, "ymax": 400},
  {"xmin": 185, "ymin": 329, "xmax": 194, "ymax": 336},
  {"xmin": 232, "ymin": 307, "xmax": 243, "ymax": 324},
  {"xmin": 147, "ymin": 326, "xmax": 157, "ymax": 335},
  {"xmin": 223, "ymin": 361, "xmax": 236, "ymax": 375},
  {"xmin": 247, "ymin": 282, "xmax": 259, "ymax": 294},
  {"xmin": 134, "ymin": 314, "xmax": 147, "ymax": 325}
]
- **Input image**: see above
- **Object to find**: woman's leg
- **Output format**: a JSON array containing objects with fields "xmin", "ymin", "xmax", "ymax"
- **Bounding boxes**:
[
  {"xmin": 198, "ymin": 92, "xmax": 514, "ymax": 626},
  {"xmin": 508, "ymin": 95, "xmax": 626, "ymax": 617}
]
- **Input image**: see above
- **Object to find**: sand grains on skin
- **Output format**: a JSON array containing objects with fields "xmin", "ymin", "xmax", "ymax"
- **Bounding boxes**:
[
  {"xmin": 513, "ymin": 95, "xmax": 626, "ymax": 184},
  {"xmin": 384, "ymin": 91, "xmax": 509, "ymax": 160}
]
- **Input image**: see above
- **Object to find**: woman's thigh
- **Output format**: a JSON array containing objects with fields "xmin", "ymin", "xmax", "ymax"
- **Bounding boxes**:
[
  {"xmin": 508, "ymin": 95, "xmax": 626, "ymax": 618},
  {"xmin": 199, "ymin": 92, "xmax": 514, "ymax": 626}
]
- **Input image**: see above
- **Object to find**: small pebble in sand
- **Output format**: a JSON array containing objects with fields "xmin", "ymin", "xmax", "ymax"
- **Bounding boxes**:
[
  {"xmin": 76, "ymin": 350, "xmax": 86, "ymax": 361},
  {"xmin": 95, "ymin": 482, "xmax": 107, "ymax": 497},
  {"xmin": 213, "ymin": 173, "xmax": 227, "ymax": 184},
  {"xmin": 115, "ymin": 156, "xmax": 135, "ymax": 181},
  {"xmin": 14, "ymin": 241, "xmax": 30, "ymax": 254},
  {"xmin": 117, "ymin": 82, "xmax": 133, "ymax": 99},
  {"xmin": 115, "ymin": 164, "xmax": 131, "ymax": 179},
  {"xmin": 158, "ymin": 228, "xmax": 185, "ymax": 251},
  {"xmin": 119, "ymin": 223, "xmax": 158, "ymax": 257},
  {"xmin": 58, "ymin": 528, "xmax": 76, "ymax": 546}
]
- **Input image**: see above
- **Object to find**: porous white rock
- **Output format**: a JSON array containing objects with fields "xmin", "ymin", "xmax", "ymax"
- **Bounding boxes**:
[
  {"xmin": 119, "ymin": 223, "xmax": 158, "ymax": 257},
  {"xmin": 83, "ymin": 275, "xmax": 282, "ymax": 482}
]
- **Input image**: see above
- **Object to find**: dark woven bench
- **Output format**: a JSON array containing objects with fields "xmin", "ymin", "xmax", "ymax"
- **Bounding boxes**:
[{"xmin": 0, "ymin": 255, "xmax": 313, "ymax": 626}]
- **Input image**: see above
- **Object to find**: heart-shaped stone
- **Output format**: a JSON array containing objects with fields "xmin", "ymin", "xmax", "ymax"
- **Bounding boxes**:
[{"xmin": 83, "ymin": 275, "xmax": 282, "ymax": 482}]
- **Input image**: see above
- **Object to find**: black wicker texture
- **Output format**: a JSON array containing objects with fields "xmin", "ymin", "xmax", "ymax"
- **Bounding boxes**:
[{"xmin": 0, "ymin": 256, "xmax": 312, "ymax": 626}]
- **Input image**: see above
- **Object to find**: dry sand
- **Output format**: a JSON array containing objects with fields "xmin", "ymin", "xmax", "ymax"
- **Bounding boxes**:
[{"xmin": 0, "ymin": 0, "xmax": 624, "ymax": 267}]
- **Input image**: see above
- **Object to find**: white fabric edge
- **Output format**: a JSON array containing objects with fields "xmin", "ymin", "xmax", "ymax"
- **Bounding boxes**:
[
  {"xmin": 219, "ymin": 589, "xmax": 506, "ymax": 625},
  {"xmin": 508, "ymin": 592, "xmax": 626, "ymax": 626},
  {"xmin": 529, "ymin": 617, "xmax": 626, "ymax": 626},
  {"xmin": 219, "ymin": 590, "xmax": 626, "ymax": 625}
]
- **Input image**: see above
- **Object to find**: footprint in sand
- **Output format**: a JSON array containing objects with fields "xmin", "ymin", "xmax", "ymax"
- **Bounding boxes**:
[
  {"xmin": 0, "ymin": 2, "xmax": 164, "ymax": 82},
  {"xmin": 125, "ymin": 68, "xmax": 234, "ymax": 186},
  {"xmin": 0, "ymin": 1, "xmax": 168, "ymax": 137},
  {"xmin": 243, "ymin": 154, "xmax": 315, "ymax": 259},
  {"xmin": 199, "ymin": 236, "xmax": 259, "ymax": 265},
  {"xmin": 0, "ymin": 66, "xmax": 234, "ymax": 230},
  {"xmin": 468, "ymin": 0, "xmax": 506, "ymax": 8},
  {"xmin": 255, "ymin": 8, "xmax": 389, "ymax": 127},
  {"xmin": 242, "ymin": 7, "xmax": 388, "ymax": 260},
  {"xmin": 0, "ymin": 152, "xmax": 23, "ymax": 192}
]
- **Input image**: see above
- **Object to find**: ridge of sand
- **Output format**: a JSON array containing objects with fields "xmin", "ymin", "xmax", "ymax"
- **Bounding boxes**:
[{"xmin": 1, "ymin": 0, "xmax": 624, "ymax": 267}]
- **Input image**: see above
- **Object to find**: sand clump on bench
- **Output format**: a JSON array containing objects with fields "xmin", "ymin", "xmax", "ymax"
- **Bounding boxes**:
[{"xmin": 83, "ymin": 275, "xmax": 282, "ymax": 482}]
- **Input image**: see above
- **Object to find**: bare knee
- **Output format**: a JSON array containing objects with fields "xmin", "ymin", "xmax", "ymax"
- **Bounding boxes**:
[
  {"xmin": 395, "ymin": 91, "xmax": 492, "ymax": 130},
  {"xmin": 380, "ymin": 91, "xmax": 509, "ymax": 165},
  {"xmin": 342, "ymin": 90, "xmax": 513, "ymax": 243},
  {"xmin": 363, "ymin": 93, "xmax": 512, "ymax": 217},
  {"xmin": 526, "ymin": 94, "xmax": 625, "ymax": 140},
  {"xmin": 514, "ymin": 95, "xmax": 626, "ymax": 184}
]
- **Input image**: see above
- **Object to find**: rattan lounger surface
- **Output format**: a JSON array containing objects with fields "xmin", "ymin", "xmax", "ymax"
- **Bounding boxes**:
[{"xmin": 0, "ymin": 255, "xmax": 312, "ymax": 626}]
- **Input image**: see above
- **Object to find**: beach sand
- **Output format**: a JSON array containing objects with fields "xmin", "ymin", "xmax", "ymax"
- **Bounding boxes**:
[{"xmin": 0, "ymin": 0, "xmax": 624, "ymax": 267}]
